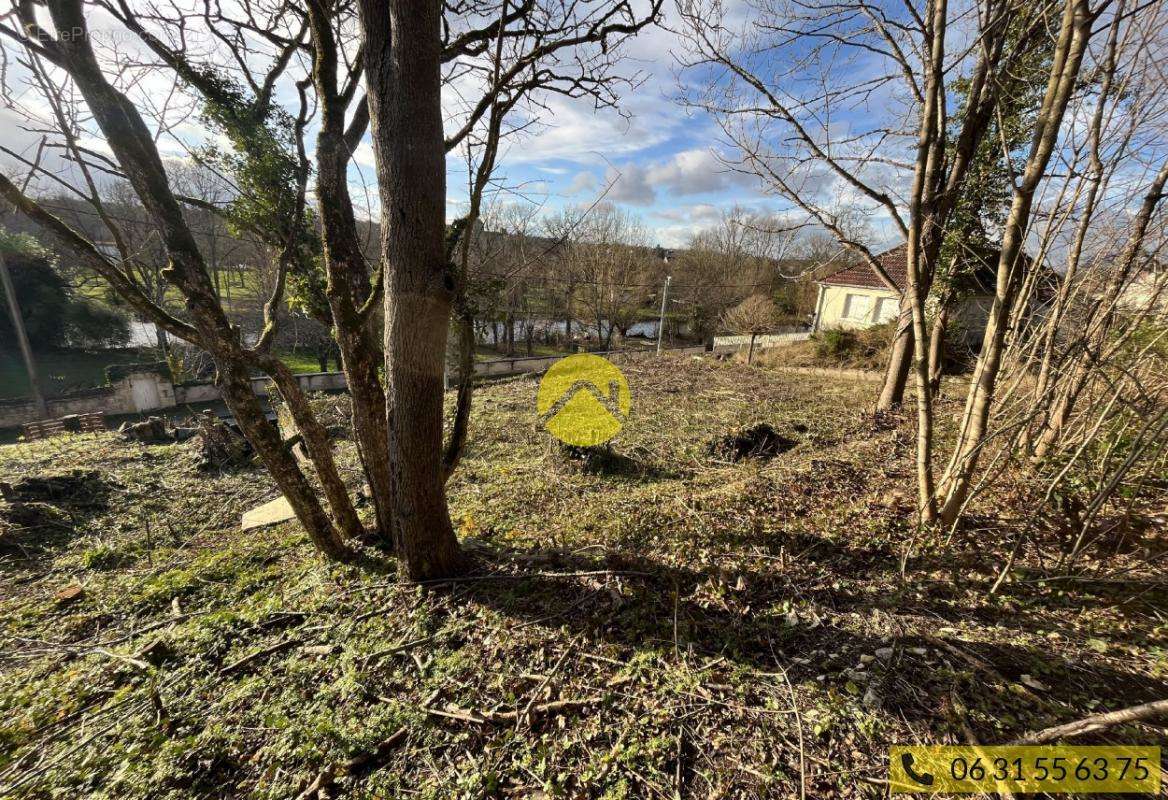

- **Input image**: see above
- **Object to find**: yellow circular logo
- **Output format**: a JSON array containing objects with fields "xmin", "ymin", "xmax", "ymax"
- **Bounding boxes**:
[{"xmin": 536, "ymin": 354, "xmax": 631, "ymax": 447}]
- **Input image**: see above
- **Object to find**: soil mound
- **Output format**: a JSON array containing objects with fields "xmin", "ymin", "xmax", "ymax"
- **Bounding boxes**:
[{"xmin": 706, "ymin": 423, "xmax": 797, "ymax": 463}]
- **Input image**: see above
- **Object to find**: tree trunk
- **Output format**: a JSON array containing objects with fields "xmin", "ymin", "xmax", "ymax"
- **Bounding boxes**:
[
  {"xmin": 939, "ymin": 0, "xmax": 1093, "ymax": 524},
  {"xmin": 927, "ymin": 296, "xmax": 952, "ymax": 397},
  {"xmin": 33, "ymin": 0, "xmax": 354, "ymax": 561},
  {"xmin": 877, "ymin": 300, "xmax": 913, "ymax": 411},
  {"xmin": 340, "ymin": 341, "xmax": 397, "ymax": 542},
  {"xmin": 302, "ymin": 0, "xmax": 398, "ymax": 547},
  {"xmin": 361, "ymin": 0, "xmax": 463, "ymax": 579},
  {"xmin": 901, "ymin": 0, "xmax": 947, "ymax": 524},
  {"xmin": 218, "ymin": 359, "xmax": 353, "ymax": 561},
  {"xmin": 564, "ymin": 288, "xmax": 573, "ymax": 342},
  {"xmin": 1031, "ymin": 157, "xmax": 1168, "ymax": 458},
  {"xmin": 260, "ymin": 356, "xmax": 365, "ymax": 541},
  {"xmin": 747, "ymin": 332, "xmax": 756, "ymax": 364},
  {"xmin": 442, "ymin": 314, "xmax": 475, "ymax": 481}
]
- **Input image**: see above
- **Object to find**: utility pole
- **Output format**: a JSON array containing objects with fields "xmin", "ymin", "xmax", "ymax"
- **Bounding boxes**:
[
  {"xmin": 0, "ymin": 248, "xmax": 48, "ymax": 418},
  {"xmin": 656, "ymin": 274, "xmax": 671, "ymax": 355}
]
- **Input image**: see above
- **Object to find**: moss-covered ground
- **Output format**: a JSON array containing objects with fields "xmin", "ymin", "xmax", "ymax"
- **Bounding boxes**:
[{"xmin": 1, "ymin": 355, "xmax": 1164, "ymax": 798}]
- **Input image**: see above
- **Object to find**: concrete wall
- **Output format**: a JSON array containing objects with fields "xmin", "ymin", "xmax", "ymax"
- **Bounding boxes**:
[
  {"xmin": 174, "ymin": 382, "xmax": 220, "ymax": 404},
  {"xmin": 0, "ymin": 369, "xmax": 170, "ymax": 429},
  {"xmin": 467, "ymin": 346, "xmax": 711, "ymax": 381},
  {"xmin": 0, "ymin": 387, "xmax": 118, "ymax": 429},
  {"xmin": 711, "ymin": 332, "xmax": 811, "ymax": 352}
]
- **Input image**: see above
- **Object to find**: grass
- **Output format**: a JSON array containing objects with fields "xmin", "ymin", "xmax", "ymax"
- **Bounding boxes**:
[
  {"xmin": 0, "ymin": 347, "xmax": 334, "ymax": 403},
  {"xmin": 275, "ymin": 349, "xmax": 329, "ymax": 374},
  {"xmin": 757, "ymin": 324, "xmax": 896, "ymax": 372},
  {"xmin": 0, "ymin": 349, "xmax": 149, "ymax": 399},
  {"xmin": 0, "ymin": 355, "xmax": 1164, "ymax": 798}
]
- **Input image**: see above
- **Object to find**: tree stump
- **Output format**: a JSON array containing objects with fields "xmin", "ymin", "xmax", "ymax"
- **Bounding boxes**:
[{"xmin": 194, "ymin": 412, "xmax": 253, "ymax": 471}]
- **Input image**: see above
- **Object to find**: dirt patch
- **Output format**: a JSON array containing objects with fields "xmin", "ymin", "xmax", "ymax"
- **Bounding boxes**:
[
  {"xmin": 0, "ymin": 471, "xmax": 107, "ymax": 554},
  {"xmin": 706, "ymin": 423, "xmax": 798, "ymax": 462},
  {"xmin": 1, "ymin": 500, "xmax": 70, "ymax": 531},
  {"xmin": 555, "ymin": 443, "xmax": 643, "ymax": 476}
]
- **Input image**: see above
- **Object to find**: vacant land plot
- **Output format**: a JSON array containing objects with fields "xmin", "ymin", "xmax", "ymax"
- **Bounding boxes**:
[{"xmin": 1, "ymin": 356, "xmax": 1164, "ymax": 798}]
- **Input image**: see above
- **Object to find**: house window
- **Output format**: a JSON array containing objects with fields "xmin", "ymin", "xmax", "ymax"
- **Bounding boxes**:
[
  {"xmin": 874, "ymin": 296, "xmax": 899, "ymax": 323},
  {"xmin": 843, "ymin": 293, "xmax": 874, "ymax": 322}
]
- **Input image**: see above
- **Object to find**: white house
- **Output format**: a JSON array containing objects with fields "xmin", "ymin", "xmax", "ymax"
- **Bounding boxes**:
[
  {"xmin": 811, "ymin": 244, "xmax": 1003, "ymax": 347},
  {"xmin": 811, "ymin": 244, "xmax": 907, "ymax": 331}
]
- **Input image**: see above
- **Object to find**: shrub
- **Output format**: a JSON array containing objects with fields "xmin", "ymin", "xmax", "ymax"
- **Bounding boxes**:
[
  {"xmin": 764, "ymin": 322, "xmax": 895, "ymax": 371},
  {"xmin": 815, "ymin": 328, "xmax": 858, "ymax": 358}
]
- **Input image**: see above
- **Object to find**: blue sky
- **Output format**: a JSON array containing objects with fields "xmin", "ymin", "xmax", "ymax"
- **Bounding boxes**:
[
  {"xmin": 0, "ymin": 1, "xmax": 889, "ymax": 250},
  {"xmin": 434, "ymin": 20, "xmax": 790, "ymax": 248},
  {"xmin": 2, "ymin": 0, "xmax": 1162, "ymax": 269}
]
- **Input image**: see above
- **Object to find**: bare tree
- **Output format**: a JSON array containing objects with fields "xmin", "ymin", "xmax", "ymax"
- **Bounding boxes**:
[
  {"xmin": 673, "ymin": 206, "xmax": 796, "ymax": 341},
  {"xmin": 348, "ymin": 0, "xmax": 662, "ymax": 577},
  {"xmin": 565, "ymin": 203, "xmax": 655, "ymax": 349},
  {"xmin": 1, "ymin": 0, "xmax": 660, "ymax": 576},
  {"xmin": 678, "ymin": 0, "xmax": 1063, "ymax": 426},
  {"xmin": 937, "ymin": 0, "xmax": 1118, "ymax": 524},
  {"xmin": 0, "ymin": 0, "xmax": 362, "ymax": 560},
  {"xmin": 722, "ymin": 293, "xmax": 780, "ymax": 364}
]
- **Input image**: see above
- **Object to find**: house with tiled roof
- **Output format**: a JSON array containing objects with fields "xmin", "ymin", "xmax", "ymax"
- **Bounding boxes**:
[
  {"xmin": 811, "ymin": 244, "xmax": 910, "ymax": 331},
  {"xmin": 810, "ymin": 244, "xmax": 1006, "ymax": 347}
]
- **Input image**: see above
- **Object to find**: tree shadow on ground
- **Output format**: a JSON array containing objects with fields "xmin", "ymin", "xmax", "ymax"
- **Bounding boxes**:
[
  {"xmin": 0, "ymin": 470, "xmax": 115, "ymax": 569},
  {"xmin": 421, "ymin": 540, "xmax": 1168, "ymax": 739}
]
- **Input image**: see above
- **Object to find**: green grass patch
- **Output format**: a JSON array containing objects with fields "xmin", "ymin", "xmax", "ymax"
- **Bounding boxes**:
[
  {"xmin": 0, "ymin": 348, "xmax": 151, "ymax": 399},
  {"xmin": 0, "ymin": 356, "xmax": 1164, "ymax": 798}
]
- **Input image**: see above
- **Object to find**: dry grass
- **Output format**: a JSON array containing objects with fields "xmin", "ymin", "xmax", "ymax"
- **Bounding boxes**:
[
  {"xmin": 752, "ymin": 325, "xmax": 895, "ymax": 372},
  {"xmin": 0, "ymin": 354, "xmax": 1164, "ymax": 799}
]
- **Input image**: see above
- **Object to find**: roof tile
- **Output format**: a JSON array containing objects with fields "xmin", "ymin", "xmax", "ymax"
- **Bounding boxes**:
[{"xmin": 819, "ymin": 244, "xmax": 906, "ymax": 291}]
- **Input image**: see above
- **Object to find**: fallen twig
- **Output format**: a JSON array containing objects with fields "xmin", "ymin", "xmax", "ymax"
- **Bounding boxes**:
[
  {"xmin": 92, "ymin": 647, "xmax": 152, "ymax": 672},
  {"xmin": 219, "ymin": 637, "xmax": 300, "ymax": 676},
  {"xmin": 360, "ymin": 633, "xmax": 440, "ymax": 668},
  {"xmin": 97, "ymin": 612, "xmax": 199, "ymax": 647},
  {"xmin": 1012, "ymin": 698, "xmax": 1168, "ymax": 744},
  {"xmin": 426, "ymin": 697, "xmax": 602, "ymax": 726},
  {"xmin": 294, "ymin": 726, "xmax": 408, "ymax": 800},
  {"xmin": 519, "ymin": 632, "xmax": 582, "ymax": 726},
  {"xmin": 925, "ymin": 635, "xmax": 1044, "ymax": 705},
  {"xmin": 773, "ymin": 660, "xmax": 806, "ymax": 800}
]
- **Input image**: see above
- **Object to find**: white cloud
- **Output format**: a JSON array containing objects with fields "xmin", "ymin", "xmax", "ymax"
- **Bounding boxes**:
[
  {"xmin": 567, "ymin": 171, "xmax": 599, "ymax": 195},
  {"xmin": 645, "ymin": 148, "xmax": 756, "ymax": 196},
  {"xmin": 498, "ymin": 93, "xmax": 673, "ymax": 165},
  {"xmin": 597, "ymin": 147, "xmax": 768, "ymax": 207},
  {"xmin": 605, "ymin": 163, "xmax": 656, "ymax": 205}
]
